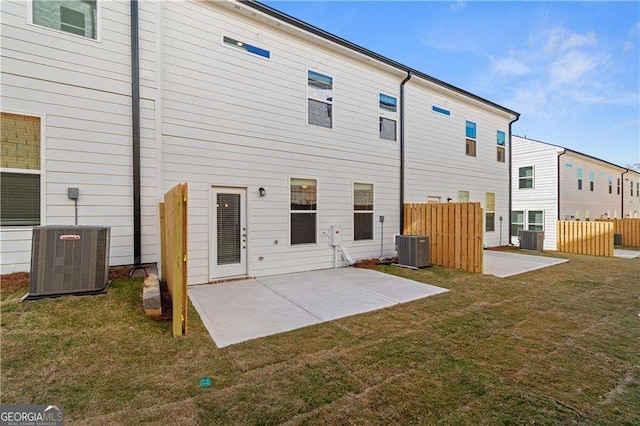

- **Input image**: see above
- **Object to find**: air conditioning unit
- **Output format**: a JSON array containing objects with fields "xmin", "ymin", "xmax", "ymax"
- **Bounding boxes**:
[
  {"xmin": 613, "ymin": 233, "xmax": 622, "ymax": 246},
  {"xmin": 23, "ymin": 226, "xmax": 111, "ymax": 300},
  {"xmin": 518, "ymin": 230, "xmax": 544, "ymax": 251},
  {"xmin": 395, "ymin": 235, "xmax": 430, "ymax": 268}
]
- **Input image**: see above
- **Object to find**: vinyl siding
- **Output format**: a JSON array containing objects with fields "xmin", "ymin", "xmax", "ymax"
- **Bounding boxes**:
[
  {"xmin": 0, "ymin": 0, "xmax": 158, "ymax": 273},
  {"xmin": 405, "ymin": 86, "xmax": 512, "ymax": 247},
  {"xmin": 511, "ymin": 136, "xmax": 560, "ymax": 250}
]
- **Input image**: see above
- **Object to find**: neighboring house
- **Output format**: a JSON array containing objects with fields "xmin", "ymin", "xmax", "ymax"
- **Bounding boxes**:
[
  {"xmin": 0, "ymin": 0, "xmax": 518, "ymax": 283},
  {"xmin": 512, "ymin": 135, "xmax": 640, "ymax": 250}
]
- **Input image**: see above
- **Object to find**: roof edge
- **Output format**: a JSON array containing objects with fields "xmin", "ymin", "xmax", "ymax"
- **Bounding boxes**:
[{"xmin": 239, "ymin": 0, "xmax": 520, "ymax": 118}]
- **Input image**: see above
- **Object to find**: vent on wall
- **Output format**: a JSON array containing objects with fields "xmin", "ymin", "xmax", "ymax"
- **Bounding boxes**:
[{"xmin": 23, "ymin": 226, "xmax": 111, "ymax": 300}]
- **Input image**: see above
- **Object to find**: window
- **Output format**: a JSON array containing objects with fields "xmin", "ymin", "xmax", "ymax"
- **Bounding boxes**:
[
  {"xmin": 608, "ymin": 176, "xmax": 613, "ymax": 194},
  {"xmin": 307, "ymin": 71, "xmax": 333, "ymax": 128},
  {"xmin": 637, "ymin": 182, "xmax": 639, "ymax": 198},
  {"xmin": 528, "ymin": 210, "xmax": 544, "ymax": 232},
  {"xmin": 1, "ymin": 113, "xmax": 41, "ymax": 226},
  {"xmin": 353, "ymin": 183, "xmax": 373, "ymax": 240},
  {"xmin": 632, "ymin": 182, "xmax": 634, "ymax": 197},
  {"xmin": 465, "ymin": 121, "xmax": 476, "ymax": 157},
  {"xmin": 519, "ymin": 166, "xmax": 533, "ymax": 189},
  {"xmin": 589, "ymin": 171, "xmax": 595, "ymax": 192},
  {"xmin": 497, "ymin": 147, "xmax": 505, "ymax": 162},
  {"xmin": 432, "ymin": 105, "xmax": 450, "ymax": 116},
  {"xmin": 290, "ymin": 178, "xmax": 317, "ymax": 245},
  {"xmin": 511, "ymin": 211, "xmax": 524, "ymax": 237},
  {"xmin": 379, "ymin": 94, "xmax": 397, "ymax": 141},
  {"xmin": 458, "ymin": 190, "xmax": 469, "ymax": 202},
  {"xmin": 617, "ymin": 178, "xmax": 621, "ymax": 195},
  {"xmin": 485, "ymin": 192, "xmax": 495, "ymax": 232},
  {"xmin": 578, "ymin": 168, "xmax": 583, "ymax": 190},
  {"xmin": 32, "ymin": 0, "xmax": 97, "ymax": 39},
  {"xmin": 223, "ymin": 36, "xmax": 270, "ymax": 58},
  {"xmin": 496, "ymin": 130, "xmax": 506, "ymax": 162}
]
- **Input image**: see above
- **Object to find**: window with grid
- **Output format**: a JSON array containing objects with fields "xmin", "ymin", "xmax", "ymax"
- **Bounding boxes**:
[
  {"xmin": 379, "ymin": 94, "xmax": 397, "ymax": 141},
  {"xmin": 290, "ymin": 178, "xmax": 317, "ymax": 245},
  {"xmin": 32, "ymin": 0, "xmax": 97, "ymax": 39},
  {"xmin": 307, "ymin": 71, "xmax": 333, "ymax": 128},
  {"xmin": 1, "ymin": 113, "xmax": 41, "ymax": 226},
  {"xmin": 528, "ymin": 211, "xmax": 544, "ymax": 232},
  {"xmin": 465, "ymin": 121, "xmax": 476, "ymax": 157},
  {"xmin": 353, "ymin": 183, "xmax": 374, "ymax": 241},
  {"xmin": 519, "ymin": 166, "xmax": 533, "ymax": 189},
  {"xmin": 485, "ymin": 192, "xmax": 495, "ymax": 232},
  {"xmin": 511, "ymin": 211, "xmax": 524, "ymax": 237}
]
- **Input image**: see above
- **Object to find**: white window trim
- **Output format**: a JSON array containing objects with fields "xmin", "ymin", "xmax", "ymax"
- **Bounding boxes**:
[
  {"xmin": 485, "ymin": 192, "xmax": 495, "ymax": 232},
  {"xmin": 0, "ymin": 110, "xmax": 46, "ymax": 230},
  {"xmin": 518, "ymin": 166, "xmax": 534, "ymax": 189},
  {"xmin": 378, "ymin": 92, "xmax": 397, "ymax": 142},
  {"xmin": 27, "ymin": 0, "xmax": 103, "ymax": 43},
  {"xmin": 457, "ymin": 190, "xmax": 470, "ymax": 203},
  {"xmin": 511, "ymin": 210, "xmax": 524, "ymax": 237},
  {"xmin": 220, "ymin": 34, "xmax": 271, "ymax": 61},
  {"xmin": 353, "ymin": 182, "xmax": 375, "ymax": 242},
  {"xmin": 306, "ymin": 68, "xmax": 334, "ymax": 130},
  {"xmin": 288, "ymin": 176, "xmax": 319, "ymax": 247},
  {"xmin": 465, "ymin": 120, "xmax": 477, "ymax": 158},
  {"xmin": 527, "ymin": 210, "xmax": 544, "ymax": 232}
]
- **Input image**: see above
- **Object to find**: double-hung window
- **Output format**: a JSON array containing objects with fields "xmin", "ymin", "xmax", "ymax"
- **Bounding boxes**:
[
  {"xmin": 290, "ymin": 178, "xmax": 317, "ymax": 245},
  {"xmin": 589, "ymin": 171, "xmax": 595, "ymax": 191},
  {"xmin": 1, "ymin": 113, "xmax": 41, "ymax": 226},
  {"xmin": 485, "ymin": 192, "xmax": 495, "ymax": 232},
  {"xmin": 519, "ymin": 166, "xmax": 533, "ymax": 189},
  {"xmin": 32, "ymin": 0, "xmax": 97, "ymax": 39},
  {"xmin": 353, "ymin": 183, "xmax": 374, "ymax": 241},
  {"xmin": 617, "ymin": 178, "xmax": 621, "ymax": 195},
  {"xmin": 608, "ymin": 176, "xmax": 613, "ymax": 194},
  {"xmin": 307, "ymin": 71, "xmax": 333, "ymax": 128},
  {"xmin": 578, "ymin": 168, "xmax": 583, "ymax": 190},
  {"xmin": 379, "ymin": 94, "xmax": 397, "ymax": 141},
  {"xmin": 511, "ymin": 211, "xmax": 524, "ymax": 237},
  {"xmin": 528, "ymin": 211, "xmax": 544, "ymax": 232},
  {"xmin": 465, "ymin": 121, "xmax": 477, "ymax": 157},
  {"xmin": 496, "ymin": 130, "xmax": 506, "ymax": 162}
]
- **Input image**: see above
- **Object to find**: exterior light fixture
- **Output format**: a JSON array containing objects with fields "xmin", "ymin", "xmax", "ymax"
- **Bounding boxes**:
[{"xmin": 259, "ymin": 187, "xmax": 266, "ymax": 197}]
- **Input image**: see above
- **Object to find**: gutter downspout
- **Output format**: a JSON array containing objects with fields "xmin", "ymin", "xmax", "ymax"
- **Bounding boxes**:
[
  {"xmin": 507, "ymin": 114, "xmax": 520, "ymax": 244},
  {"xmin": 621, "ymin": 169, "xmax": 629, "ymax": 218},
  {"xmin": 399, "ymin": 71, "xmax": 412, "ymax": 235},
  {"xmin": 557, "ymin": 149, "xmax": 567, "ymax": 221},
  {"xmin": 131, "ymin": 0, "xmax": 141, "ymax": 265}
]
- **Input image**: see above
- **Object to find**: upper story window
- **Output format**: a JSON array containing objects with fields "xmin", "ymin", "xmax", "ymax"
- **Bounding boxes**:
[
  {"xmin": 577, "ymin": 168, "xmax": 583, "ymax": 190},
  {"xmin": 307, "ymin": 70, "xmax": 333, "ymax": 128},
  {"xmin": 519, "ymin": 166, "xmax": 533, "ymax": 189},
  {"xmin": 465, "ymin": 121, "xmax": 477, "ymax": 157},
  {"xmin": 379, "ymin": 94, "xmax": 397, "ymax": 141},
  {"xmin": 589, "ymin": 171, "xmax": 595, "ymax": 191},
  {"xmin": 432, "ymin": 105, "xmax": 451, "ymax": 116},
  {"xmin": 608, "ymin": 176, "xmax": 613, "ymax": 194},
  {"xmin": 496, "ymin": 130, "xmax": 506, "ymax": 163},
  {"xmin": 1, "ymin": 113, "xmax": 41, "ymax": 226},
  {"xmin": 32, "ymin": 0, "xmax": 97, "ymax": 39},
  {"xmin": 223, "ymin": 36, "xmax": 270, "ymax": 58},
  {"xmin": 617, "ymin": 178, "xmax": 621, "ymax": 195}
]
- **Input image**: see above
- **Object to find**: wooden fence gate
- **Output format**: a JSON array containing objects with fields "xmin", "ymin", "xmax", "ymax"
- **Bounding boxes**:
[
  {"xmin": 159, "ymin": 183, "xmax": 188, "ymax": 337},
  {"xmin": 595, "ymin": 218, "xmax": 640, "ymax": 247},
  {"xmin": 404, "ymin": 202, "xmax": 483, "ymax": 273},
  {"xmin": 556, "ymin": 221, "xmax": 613, "ymax": 257}
]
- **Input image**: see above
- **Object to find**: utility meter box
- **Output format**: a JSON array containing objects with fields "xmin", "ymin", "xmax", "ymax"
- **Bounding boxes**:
[{"xmin": 330, "ymin": 225, "xmax": 341, "ymax": 246}]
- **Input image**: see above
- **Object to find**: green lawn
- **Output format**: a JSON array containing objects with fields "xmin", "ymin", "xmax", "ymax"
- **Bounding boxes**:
[{"xmin": 1, "ymin": 251, "xmax": 639, "ymax": 424}]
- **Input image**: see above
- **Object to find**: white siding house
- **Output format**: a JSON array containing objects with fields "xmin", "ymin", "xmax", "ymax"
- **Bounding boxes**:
[
  {"xmin": 512, "ymin": 136, "xmax": 639, "ymax": 250},
  {"xmin": 1, "ymin": 0, "xmax": 518, "ymax": 283}
]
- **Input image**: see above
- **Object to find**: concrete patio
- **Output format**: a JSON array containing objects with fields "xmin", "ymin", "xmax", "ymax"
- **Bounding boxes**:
[
  {"xmin": 189, "ymin": 268, "xmax": 448, "ymax": 347},
  {"xmin": 483, "ymin": 250, "xmax": 569, "ymax": 278},
  {"xmin": 614, "ymin": 249, "xmax": 640, "ymax": 259}
]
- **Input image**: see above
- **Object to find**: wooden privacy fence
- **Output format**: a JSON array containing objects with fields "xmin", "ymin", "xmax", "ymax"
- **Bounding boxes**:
[
  {"xmin": 159, "ymin": 183, "xmax": 188, "ymax": 337},
  {"xmin": 557, "ymin": 221, "xmax": 613, "ymax": 257},
  {"xmin": 404, "ymin": 202, "xmax": 483, "ymax": 273},
  {"xmin": 595, "ymin": 218, "xmax": 640, "ymax": 247}
]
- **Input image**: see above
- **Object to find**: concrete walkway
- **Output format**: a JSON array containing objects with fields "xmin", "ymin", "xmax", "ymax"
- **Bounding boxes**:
[
  {"xmin": 189, "ymin": 268, "xmax": 448, "ymax": 347},
  {"xmin": 483, "ymin": 250, "xmax": 568, "ymax": 278},
  {"xmin": 614, "ymin": 249, "xmax": 640, "ymax": 259}
]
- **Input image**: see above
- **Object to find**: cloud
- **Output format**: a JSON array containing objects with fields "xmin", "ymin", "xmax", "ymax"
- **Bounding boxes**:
[
  {"xmin": 630, "ymin": 22, "xmax": 640, "ymax": 35},
  {"xmin": 490, "ymin": 57, "xmax": 531, "ymax": 76},
  {"xmin": 549, "ymin": 50, "xmax": 601, "ymax": 84},
  {"xmin": 545, "ymin": 28, "xmax": 597, "ymax": 53},
  {"xmin": 451, "ymin": 1, "xmax": 467, "ymax": 12},
  {"xmin": 623, "ymin": 41, "xmax": 634, "ymax": 52}
]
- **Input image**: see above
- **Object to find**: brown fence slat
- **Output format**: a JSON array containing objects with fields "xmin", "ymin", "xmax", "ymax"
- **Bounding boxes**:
[
  {"xmin": 595, "ymin": 218, "xmax": 640, "ymax": 247},
  {"xmin": 160, "ymin": 183, "xmax": 188, "ymax": 337},
  {"xmin": 403, "ymin": 202, "xmax": 483, "ymax": 273}
]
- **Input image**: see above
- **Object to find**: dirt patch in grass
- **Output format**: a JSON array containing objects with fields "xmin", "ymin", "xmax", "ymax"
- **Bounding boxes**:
[
  {"xmin": 0, "ymin": 272, "xmax": 30, "ymax": 296},
  {"xmin": 1, "ymin": 253, "xmax": 639, "ymax": 423}
]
